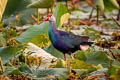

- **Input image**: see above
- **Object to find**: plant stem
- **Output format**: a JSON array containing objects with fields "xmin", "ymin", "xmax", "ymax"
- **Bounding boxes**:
[
  {"xmin": 96, "ymin": 6, "xmax": 99, "ymax": 25},
  {"xmin": 89, "ymin": 7, "xmax": 95, "ymax": 20},
  {"xmin": 0, "ymin": 57, "xmax": 4, "ymax": 73},
  {"xmin": 47, "ymin": 8, "xmax": 49, "ymax": 15},
  {"xmin": 112, "ymin": 17, "xmax": 120, "ymax": 27},
  {"xmin": 37, "ymin": 8, "xmax": 40, "ymax": 24},
  {"xmin": 117, "ymin": 9, "xmax": 120, "ymax": 20},
  {"xmin": 65, "ymin": 0, "xmax": 68, "ymax": 10},
  {"xmin": 109, "ymin": 49, "xmax": 116, "ymax": 60}
]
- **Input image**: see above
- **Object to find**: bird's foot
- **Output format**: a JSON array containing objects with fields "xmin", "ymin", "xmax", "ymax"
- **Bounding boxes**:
[{"xmin": 70, "ymin": 53, "xmax": 74, "ymax": 60}]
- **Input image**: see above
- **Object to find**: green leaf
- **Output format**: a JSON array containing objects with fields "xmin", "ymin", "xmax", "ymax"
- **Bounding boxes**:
[
  {"xmin": 104, "ymin": 0, "xmax": 119, "ymax": 11},
  {"xmin": 44, "ymin": 45, "xmax": 64, "ymax": 59},
  {"xmin": 0, "ymin": 45, "xmax": 23, "ymax": 64},
  {"xmin": 3, "ymin": 0, "xmax": 31, "ymax": 17},
  {"xmin": 27, "ymin": 0, "xmax": 56, "ymax": 8},
  {"xmin": 3, "ymin": 0, "xmax": 37, "ymax": 26},
  {"xmin": 95, "ymin": 0, "xmax": 104, "ymax": 12},
  {"xmin": 3, "ymin": 66, "xmax": 21, "ymax": 75},
  {"xmin": 75, "ymin": 51, "xmax": 113, "ymax": 67},
  {"xmin": 4, "ymin": 64, "xmax": 69, "ymax": 80},
  {"xmin": 53, "ymin": 3, "xmax": 68, "ymax": 28},
  {"xmin": 3, "ymin": 8, "xmax": 37, "ymax": 26},
  {"xmin": 67, "ymin": 59, "xmax": 96, "ymax": 71},
  {"xmin": 3, "ymin": 64, "xmax": 32, "ymax": 76},
  {"xmin": 106, "ymin": 65, "xmax": 120, "ymax": 79},
  {"xmin": 15, "ymin": 3, "xmax": 68, "ymax": 43},
  {"xmin": 0, "ymin": 35, "xmax": 6, "ymax": 47},
  {"xmin": 15, "ymin": 22, "xmax": 49, "ymax": 43},
  {"xmin": 55, "ymin": 58, "xmax": 66, "ymax": 68},
  {"xmin": 35, "ymin": 68, "xmax": 69, "ymax": 80},
  {"xmin": 84, "ymin": 27, "xmax": 101, "ymax": 40}
]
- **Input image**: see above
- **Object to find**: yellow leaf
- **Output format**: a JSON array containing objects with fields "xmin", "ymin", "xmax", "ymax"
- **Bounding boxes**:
[
  {"xmin": 109, "ymin": 0, "xmax": 119, "ymax": 9},
  {"xmin": 58, "ymin": 13, "xmax": 70, "ymax": 29},
  {"xmin": 0, "ymin": 0, "xmax": 8, "ymax": 21},
  {"xmin": 55, "ymin": 58, "xmax": 66, "ymax": 68},
  {"xmin": 95, "ymin": 0, "xmax": 104, "ymax": 13}
]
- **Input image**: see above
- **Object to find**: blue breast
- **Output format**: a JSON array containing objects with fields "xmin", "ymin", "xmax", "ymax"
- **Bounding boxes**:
[{"xmin": 48, "ymin": 22, "xmax": 70, "ymax": 53}]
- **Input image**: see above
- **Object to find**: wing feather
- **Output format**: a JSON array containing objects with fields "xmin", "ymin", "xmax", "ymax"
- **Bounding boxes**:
[{"xmin": 58, "ymin": 30, "xmax": 89, "ymax": 48}]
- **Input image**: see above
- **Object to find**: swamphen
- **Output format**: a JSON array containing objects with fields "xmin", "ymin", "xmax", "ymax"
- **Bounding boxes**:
[{"xmin": 44, "ymin": 14, "xmax": 93, "ymax": 61}]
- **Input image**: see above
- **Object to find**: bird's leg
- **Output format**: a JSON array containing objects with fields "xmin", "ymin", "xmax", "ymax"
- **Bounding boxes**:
[
  {"xmin": 70, "ymin": 53, "xmax": 74, "ymax": 60},
  {"xmin": 64, "ymin": 54, "xmax": 67, "ymax": 61}
]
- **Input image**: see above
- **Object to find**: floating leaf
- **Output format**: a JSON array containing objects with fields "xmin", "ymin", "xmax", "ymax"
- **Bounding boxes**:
[
  {"xmin": 36, "ymin": 68, "xmax": 69, "ymax": 80},
  {"xmin": 75, "ymin": 51, "xmax": 113, "ymax": 67},
  {"xmin": 67, "ymin": 59, "xmax": 96, "ymax": 71},
  {"xmin": 44, "ymin": 45, "xmax": 64, "ymax": 59},
  {"xmin": 0, "ymin": 45, "xmax": 23, "ymax": 64}
]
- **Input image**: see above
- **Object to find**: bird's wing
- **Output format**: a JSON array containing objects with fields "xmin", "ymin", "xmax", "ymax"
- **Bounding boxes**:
[{"xmin": 58, "ymin": 30, "xmax": 89, "ymax": 48}]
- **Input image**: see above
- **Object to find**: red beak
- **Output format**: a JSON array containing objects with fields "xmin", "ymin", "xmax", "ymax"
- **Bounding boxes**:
[{"xmin": 44, "ymin": 17, "xmax": 49, "ymax": 21}]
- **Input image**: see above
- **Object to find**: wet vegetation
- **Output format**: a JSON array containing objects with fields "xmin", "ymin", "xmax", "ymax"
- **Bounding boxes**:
[{"xmin": 0, "ymin": 0, "xmax": 120, "ymax": 80}]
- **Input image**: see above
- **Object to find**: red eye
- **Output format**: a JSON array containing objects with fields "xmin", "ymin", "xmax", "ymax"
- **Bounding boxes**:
[{"xmin": 48, "ymin": 14, "xmax": 52, "ymax": 17}]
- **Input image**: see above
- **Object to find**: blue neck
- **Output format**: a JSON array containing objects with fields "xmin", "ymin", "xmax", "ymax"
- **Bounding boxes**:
[
  {"xmin": 48, "ymin": 21, "xmax": 57, "ymax": 44},
  {"xmin": 49, "ymin": 21, "xmax": 56, "ymax": 31}
]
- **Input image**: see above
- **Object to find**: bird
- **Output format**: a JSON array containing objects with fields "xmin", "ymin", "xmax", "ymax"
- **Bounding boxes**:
[{"xmin": 44, "ymin": 14, "xmax": 93, "ymax": 61}]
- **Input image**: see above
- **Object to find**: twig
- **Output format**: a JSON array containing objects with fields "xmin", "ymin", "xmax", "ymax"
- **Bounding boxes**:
[
  {"xmin": 96, "ymin": 6, "xmax": 99, "ymax": 25},
  {"xmin": 84, "ymin": 73, "xmax": 105, "ymax": 80},
  {"xmin": 30, "ymin": 14, "xmax": 37, "ymax": 22},
  {"xmin": 117, "ymin": 9, "xmax": 120, "ymax": 20},
  {"xmin": 89, "ymin": 7, "xmax": 95, "ymax": 20},
  {"xmin": 0, "ymin": 57, "xmax": 4, "ymax": 73},
  {"xmin": 109, "ymin": 49, "xmax": 116, "ymax": 60},
  {"xmin": 65, "ymin": 0, "xmax": 68, "ymax": 10},
  {"xmin": 21, "ymin": 74, "xmax": 29, "ymax": 80},
  {"xmin": 112, "ymin": 17, "xmax": 120, "ymax": 27}
]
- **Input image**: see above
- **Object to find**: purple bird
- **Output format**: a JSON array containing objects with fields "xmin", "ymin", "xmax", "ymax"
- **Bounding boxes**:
[{"xmin": 44, "ymin": 14, "xmax": 93, "ymax": 61}]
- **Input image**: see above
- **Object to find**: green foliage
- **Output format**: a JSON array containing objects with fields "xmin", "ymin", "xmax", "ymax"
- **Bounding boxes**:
[
  {"xmin": 95, "ymin": 0, "xmax": 104, "ymax": 12},
  {"xmin": 67, "ymin": 59, "xmax": 96, "ymax": 71},
  {"xmin": 0, "ymin": 45, "xmax": 23, "ymax": 64},
  {"xmin": 106, "ymin": 65, "xmax": 120, "ymax": 79},
  {"xmin": 1, "ymin": 0, "xmax": 120, "ymax": 80},
  {"xmin": 3, "ymin": 0, "xmax": 37, "ymax": 26},
  {"xmin": 0, "ymin": 35, "xmax": 6, "ymax": 47},
  {"xmin": 83, "ymin": 27, "xmax": 101, "ymax": 40},
  {"xmin": 104, "ymin": 0, "xmax": 119, "ymax": 11},
  {"xmin": 75, "ymin": 51, "xmax": 113, "ymax": 67},
  {"xmin": 29, "ymin": 35, "xmax": 50, "ymax": 48},
  {"xmin": 15, "ymin": 3, "xmax": 68, "ymax": 43},
  {"xmin": 27, "ymin": 0, "xmax": 56, "ymax": 8},
  {"xmin": 4, "ymin": 0, "xmax": 31, "ymax": 17},
  {"xmin": 44, "ymin": 45, "xmax": 64, "ymax": 59},
  {"xmin": 3, "ymin": 64, "xmax": 70, "ymax": 80}
]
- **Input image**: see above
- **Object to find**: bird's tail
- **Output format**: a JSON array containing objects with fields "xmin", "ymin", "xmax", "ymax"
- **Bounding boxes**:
[
  {"xmin": 79, "ymin": 42, "xmax": 94, "ymax": 51},
  {"xmin": 80, "ymin": 42, "xmax": 94, "ymax": 46}
]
